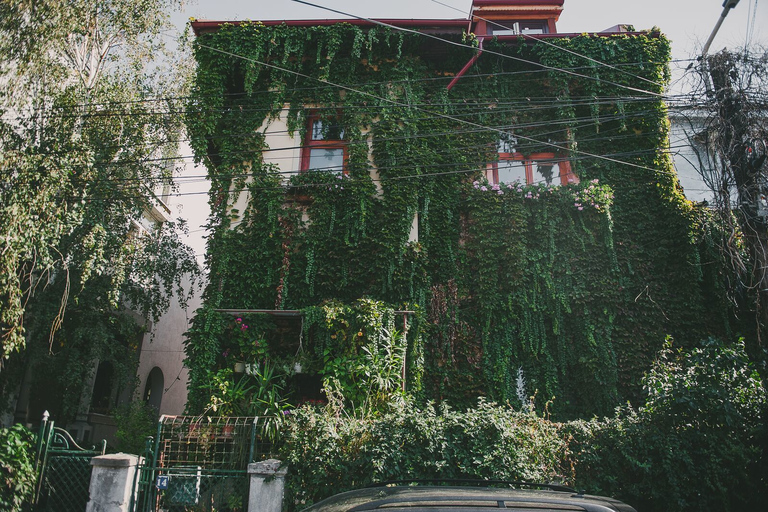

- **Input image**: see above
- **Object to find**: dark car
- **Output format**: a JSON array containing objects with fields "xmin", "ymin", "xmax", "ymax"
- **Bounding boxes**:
[{"xmin": 302, "ymin": 480, "xmax": 637, "ymax": 512}]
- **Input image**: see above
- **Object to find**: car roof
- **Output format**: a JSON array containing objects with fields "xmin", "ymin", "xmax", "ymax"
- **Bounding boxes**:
[{"xmin": 302, "ymin": 485, "xmax": 637, "ymax": 512}]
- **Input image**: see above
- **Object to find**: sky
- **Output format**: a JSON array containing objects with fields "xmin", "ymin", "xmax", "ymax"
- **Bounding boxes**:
[{"xmin": 169, "ymin": 0, "xmax": 766, "ymax": 263}]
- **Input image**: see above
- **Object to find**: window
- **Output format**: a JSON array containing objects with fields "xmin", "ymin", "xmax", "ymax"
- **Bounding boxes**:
[
  {"xmin": 301, "ymin": 116, "xmax": 347, "ymax": 173},
  {"xmin": 490, "ymin": 138, "xmax": 576, "ymax": 186},
  {"xmin": 491, "ymin": 20, "xmax": 549, "ymax": 36}
]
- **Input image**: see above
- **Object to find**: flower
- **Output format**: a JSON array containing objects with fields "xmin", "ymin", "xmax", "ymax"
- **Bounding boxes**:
[
  {"xmin": 480, "ymin": 186, "xmax": 488, "ymax": 191},
  {"xmin": 497, "ymin": 190, "xmax": 504, "ymax": 195}
]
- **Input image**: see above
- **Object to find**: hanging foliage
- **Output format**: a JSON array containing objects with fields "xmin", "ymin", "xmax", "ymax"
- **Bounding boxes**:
[{"xmin": 185, "ymin": 22, "xmax": 735, "ymax": 419}]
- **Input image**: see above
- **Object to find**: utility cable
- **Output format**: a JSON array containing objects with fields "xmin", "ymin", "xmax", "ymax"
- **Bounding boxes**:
[
  {"xmin": 181, "ymin": 40, "xmax": 674, "ymax": 177},
  {"xmin": 291, "ymin": 0, "xmax": 666, "ymax": 98},
  {"xmin": 430, "ymin": 0, "xmax": 666, "ymax": 89}
]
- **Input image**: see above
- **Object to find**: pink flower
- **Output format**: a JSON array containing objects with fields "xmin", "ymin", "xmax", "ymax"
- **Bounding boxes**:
[
  {"xmin": 497, "ymin": 190, "xmax": 504, "ymax": 195},
  {"xmin": 578, "ymin": 206, "xmax": 584, "ymax": 211},
  {"xmin": 480, "ymin": 186, "xmax": 488, "ymax": 191}
]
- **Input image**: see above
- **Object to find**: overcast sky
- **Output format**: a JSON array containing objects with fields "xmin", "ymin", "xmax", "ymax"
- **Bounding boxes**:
[{"xmin": 170, "ymin": 0, "xmax": 766, "ymax": 263}]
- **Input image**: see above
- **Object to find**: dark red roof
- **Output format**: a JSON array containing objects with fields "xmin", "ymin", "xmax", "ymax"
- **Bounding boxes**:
[{"xmin": 191, "ymin": 18, "xmax": 469, "ymax": 36}]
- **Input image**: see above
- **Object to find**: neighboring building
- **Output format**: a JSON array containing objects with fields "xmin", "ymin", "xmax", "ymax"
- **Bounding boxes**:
[
  {"xmin": 5, "ymin": 182, "xmax": 200, "ymax": 445},
  {"xmin": 185, "ymin": 1, "xmax": 732, "ymax": 418},
  {"xmin": 669, "ymin": 110, "xmax": 718, "ymax": 204}
]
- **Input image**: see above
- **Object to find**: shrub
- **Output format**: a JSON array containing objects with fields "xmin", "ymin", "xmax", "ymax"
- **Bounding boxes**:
[
  {"xmin": 0, "ymin": 424, "xmax": 36, "ymax": 512},
  {"xmin": 280, "ymin": 339, "xmax": 767, "ymax": 512},
  {"xmin": 113, "ymin": 401, "xmax": 158, "ymax": 455},
  {"xmin": 281, "ymin": 399, "xmax": 569, "ymax": 510},
  {"xmin": 567, "ymin": 338, "xmax": 767, "ymax": 512}
]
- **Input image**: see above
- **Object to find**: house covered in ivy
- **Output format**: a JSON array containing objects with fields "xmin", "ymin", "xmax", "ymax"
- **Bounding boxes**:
[{"xmin": 184, "ymin": 0, "xmax": 732, "ymax": 420}]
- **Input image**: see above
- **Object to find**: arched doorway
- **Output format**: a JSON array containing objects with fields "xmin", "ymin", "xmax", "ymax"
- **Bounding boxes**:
[{"xmin": 143, "ymin": 367, "xmax": 164, "ymax": 414}]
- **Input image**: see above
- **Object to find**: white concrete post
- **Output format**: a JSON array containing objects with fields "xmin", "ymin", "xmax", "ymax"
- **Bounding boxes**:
[
  {"xmin": 86, "ymin": 453, "xmax": 140, "ymax": 512},
  {"xmin": 248, "ymin": 459, "xmax": 287, "ymax": 512}
]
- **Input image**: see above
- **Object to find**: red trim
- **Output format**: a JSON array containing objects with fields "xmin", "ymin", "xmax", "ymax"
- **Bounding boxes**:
[
  {"xmin": 472, "ymin": 0, "xmax": 564, "ymax": 6},
  {"xmin": 300, "ymin": 114, "xmax": 348, "ymax": 174},
  {"xmin": 191, "ymin": 18, "xmax": 659, "ymax": 40},
  {"xmin": 191, "ymin": 18, "xmax": 468, "ymax": 35},
  {"xmin": 492, "ymin": 151, "xmax": 574, "ymax": 186}
]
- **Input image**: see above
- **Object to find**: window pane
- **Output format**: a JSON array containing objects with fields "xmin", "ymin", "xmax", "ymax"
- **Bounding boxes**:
[
  {"xmin": 498, "ymin": 160, "xmax": 526, "ymax": 184},
  {"xmin": 532, "ymin": 161, "xmax": 556, "ymax": 185},
  {"xmin": 311, "ymin": 120, "xmax": 344, "ymax": 141},
  {"xmin": 521, "ymin": 22, "xmax": 547, "ymax": 34},
  {"xmin": 311, "ymin": 120, "xmax": 325, "ymax": 140},
  {"xmin": 498, "ymin": 136, "xmax": 518, "ymax": 154},
  {"xmin": 308, "ymin": 148, "xmax": 344, "ymax": 172}
]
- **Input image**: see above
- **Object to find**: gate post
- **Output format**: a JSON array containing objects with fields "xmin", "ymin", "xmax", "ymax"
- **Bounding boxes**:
[
  {"xmin": 247, "ymin": 459, "xmax": 287, "ymax": 512},
  {"xmin": 86, "ymin": 454, "xmax": 140, "ymax": 512}
]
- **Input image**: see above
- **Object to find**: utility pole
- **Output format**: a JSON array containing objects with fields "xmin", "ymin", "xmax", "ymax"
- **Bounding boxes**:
[
  {"xmin": 700, "ymin": 0, "xmax": 741, "ymax": 58},
  {"xmin": 707, "ymin": 50, "xmax": 768, "ymax": 350},
  {"xmin": 697, "ymin": 1, "xmax": 768, "ymax": 354}
]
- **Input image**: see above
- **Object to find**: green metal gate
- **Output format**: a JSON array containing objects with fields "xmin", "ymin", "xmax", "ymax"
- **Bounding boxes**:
[
  {"xmin": 132, "ymin": 416, "xmax": 278, "ymax": 512},
  {"xmin": 33, "ymin": 413, "xmax": 106, "ymax": 512}
]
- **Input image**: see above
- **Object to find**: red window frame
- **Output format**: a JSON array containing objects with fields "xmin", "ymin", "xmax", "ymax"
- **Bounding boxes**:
[
  {"xmin": 300, "ymin": 114, "xmax": 348, "ymax": 174},
  {"xmin": 492, "ymin": 150, "xmax": 577, "ymax": 186}
]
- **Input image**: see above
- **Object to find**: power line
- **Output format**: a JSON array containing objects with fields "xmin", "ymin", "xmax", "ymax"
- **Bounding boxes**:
[
  {"xmin": 430, "ymin": 0, "xmax": 666, "ymax": 90},
  {"xmin": 291, "ymin": 0, "xmax": 666, "ymax": 98},
  {"xmin": 191, "ymin": 40, "xmax": 675, "ymax": 177}
]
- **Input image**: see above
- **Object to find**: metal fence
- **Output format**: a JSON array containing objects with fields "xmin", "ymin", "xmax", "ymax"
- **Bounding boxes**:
[
  {"xmin": 132, "ymin": 416, "xmax": 280, "ymax": 512},
  {"xmin": 33, "ymin": 413, "xmax": 106, "ymax": 512}
]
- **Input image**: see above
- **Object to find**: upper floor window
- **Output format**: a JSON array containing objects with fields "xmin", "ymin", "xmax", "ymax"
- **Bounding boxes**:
[
  {"xmin": 491, "ymin": 20, "xmax": 549, "ymax": 36},
  {"xmin": 301, "ymin": 116, "xmax": 347, "ymax": 174},
  {"xmin": 490, "ymin": 137, "xmax": 577, "ymax": 186}
]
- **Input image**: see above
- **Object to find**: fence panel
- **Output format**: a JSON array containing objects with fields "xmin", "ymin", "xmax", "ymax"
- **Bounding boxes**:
[
  {"xmin": 133, "ymin": 416, "xmax": 279, "ymax": 512},
  {"xmin": 33, "ymin": 413, "xmax": 106, "ymax": 512}
]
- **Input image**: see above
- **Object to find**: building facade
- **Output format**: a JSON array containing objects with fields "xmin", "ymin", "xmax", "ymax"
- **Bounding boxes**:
[{"xmin": 184, "ymin": 1, "xmax": 732, "ymax": 418}]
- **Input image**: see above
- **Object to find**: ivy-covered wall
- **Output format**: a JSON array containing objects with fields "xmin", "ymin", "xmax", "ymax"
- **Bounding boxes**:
[{"xmin": 185, "ymin": 22, "xmax": 733, "ymax": 419}]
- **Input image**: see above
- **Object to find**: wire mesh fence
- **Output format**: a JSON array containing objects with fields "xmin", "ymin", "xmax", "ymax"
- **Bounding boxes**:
[
  {"xmin": 38, "ymin": 453, "xmax": 94, "ymax": 512},
  {"xmin": 156, "ymin": 468, "xmax": 250, "ymax": 512},
  {"xmin": 155, "ymin": 416, "xmax": 277, "ymax": 469},
  {"xmin": 133, "ymin": 415, "xmax": 281, "ymax": 512}
]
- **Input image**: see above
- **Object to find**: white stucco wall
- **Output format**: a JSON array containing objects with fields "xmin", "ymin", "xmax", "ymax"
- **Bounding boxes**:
[
  {"xmin": 135, "ymin": 273, "xmax": 203, "ymax": 416},
  {"xmin": 669, "ymin": 114, "xmax": 716, "ymax": 204}
]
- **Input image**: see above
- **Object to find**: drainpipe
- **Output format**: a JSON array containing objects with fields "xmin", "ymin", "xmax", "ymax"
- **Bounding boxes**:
[{"xmin": 447, "ymin": 37, "xmax": 484, "ymax": 91}]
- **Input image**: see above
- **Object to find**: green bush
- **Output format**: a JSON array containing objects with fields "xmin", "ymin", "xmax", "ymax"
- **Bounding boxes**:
[
  {"xmin": 280, "ymin": 339, "xmax": 767, "ymax": 512},
  {"xmin": 0, "ymin": 424, "xmax": 36, "ymax": 512},
  {"xmin": 567, "ymin": 338, "xmax": 767, "ymax": 512},
  {"xmin": 281, "ymin": 399, "xmax": 570, "ymax": 510},
  {"xmin": 113, "ymin": 401, "xmax": 158, "ymax": 455}
]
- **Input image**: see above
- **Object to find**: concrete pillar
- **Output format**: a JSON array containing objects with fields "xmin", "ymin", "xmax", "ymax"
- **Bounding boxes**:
[
  {"xmin": 248, "ymin": 459, "xmax": 287, "ymax": 512},
  {"xmin": 86, "ymin": 453, "xmax": 140, "ymax": 512}
]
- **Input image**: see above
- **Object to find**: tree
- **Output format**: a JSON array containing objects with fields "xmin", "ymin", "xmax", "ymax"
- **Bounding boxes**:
[
  {"xmin": 683, "ymin": 47, "xmax": 768, "ymax": 357},
  {"xmin": 0, "ymin": 1, "xmax": 199, "ymax": 416}
]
